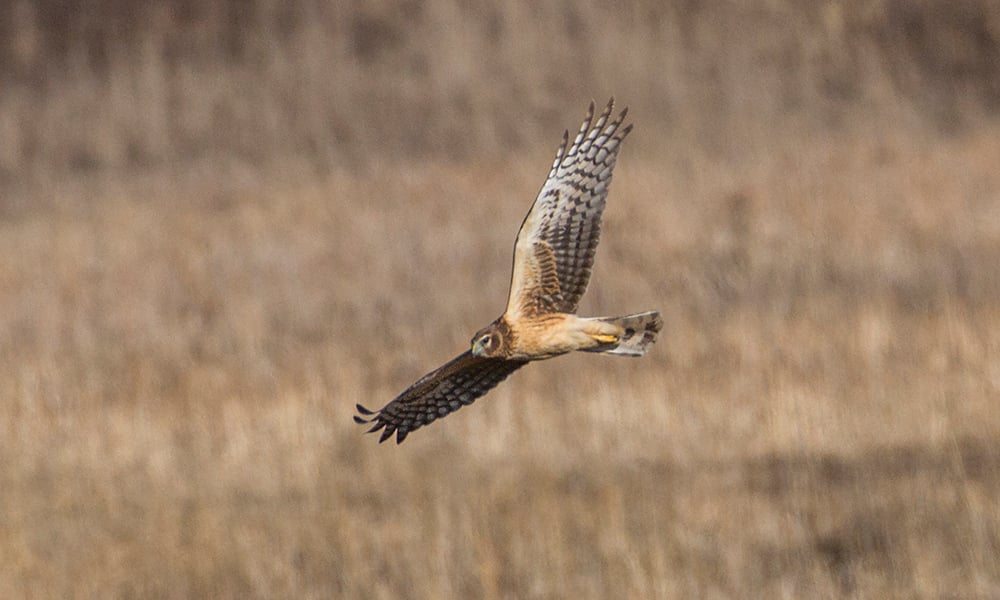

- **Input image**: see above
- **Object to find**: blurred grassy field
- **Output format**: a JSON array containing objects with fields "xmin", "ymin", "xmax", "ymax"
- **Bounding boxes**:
[{"xmin": 3, "ymin": 1, "xmax": 1000, "ymax": 598}]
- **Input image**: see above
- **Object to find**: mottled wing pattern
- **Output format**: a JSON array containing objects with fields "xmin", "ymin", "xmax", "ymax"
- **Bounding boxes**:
[
  {"xmin": 506, "ymin": 98, "xmax": 632, "ymax": 319},
  {"xmin": 354, "ymin": 351, "xmax": 528, "ymax": 444}
]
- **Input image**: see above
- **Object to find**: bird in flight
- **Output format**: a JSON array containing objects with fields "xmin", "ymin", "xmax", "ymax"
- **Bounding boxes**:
[{"xmin": 355, "ymin": 98, "xmax": 662, "ymax": 443}]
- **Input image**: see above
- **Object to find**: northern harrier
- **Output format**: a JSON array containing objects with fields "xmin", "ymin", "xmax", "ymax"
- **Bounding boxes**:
[{"xmin": 355, "ymin": 99, "xmax": 661, "ymax": 443}]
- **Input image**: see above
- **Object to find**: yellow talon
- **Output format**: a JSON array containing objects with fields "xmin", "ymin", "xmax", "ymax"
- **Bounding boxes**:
[{"xmin": 592, "ymin": 333, "xmax": 619, "ymax": 344}]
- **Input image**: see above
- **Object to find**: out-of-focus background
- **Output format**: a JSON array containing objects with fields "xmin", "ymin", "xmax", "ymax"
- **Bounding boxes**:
[{"xmin": 3, "ymin": 1, "xmax": 1000, "ymax": 597}]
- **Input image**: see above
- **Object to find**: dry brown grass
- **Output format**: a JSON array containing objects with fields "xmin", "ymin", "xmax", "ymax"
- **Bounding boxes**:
[
  {"xmin": 3, "ymin": 1, "xmax": 1000, "ymax": 598},
  {"xmin": 3, "ymin": 0, "xmax": 1000, "ymax": 179},
  {"xmin": 3, "ymin": 123, "xmax": 1000, "ymax": 597}
]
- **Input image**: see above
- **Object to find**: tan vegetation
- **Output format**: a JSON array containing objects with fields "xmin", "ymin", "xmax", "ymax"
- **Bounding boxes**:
[{"xmin": 2, "ymin": 1, "xmax": 1000, "ymax": 598}]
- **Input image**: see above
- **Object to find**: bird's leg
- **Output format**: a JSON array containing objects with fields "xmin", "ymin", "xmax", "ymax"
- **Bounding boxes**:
[{"xmin": 590, "ymin": 332, "xmax": 619, "ymax": 344}]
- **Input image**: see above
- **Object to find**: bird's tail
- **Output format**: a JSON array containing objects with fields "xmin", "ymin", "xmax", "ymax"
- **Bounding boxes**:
[{"xmin": 580, "ymin": 310, "xmax": 663, "ymax": 357}]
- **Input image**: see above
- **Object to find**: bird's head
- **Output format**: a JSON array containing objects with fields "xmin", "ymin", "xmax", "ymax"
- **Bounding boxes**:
[{"xmin": 471, "ymin": 323, "xmax": 503, "ymax": 358}]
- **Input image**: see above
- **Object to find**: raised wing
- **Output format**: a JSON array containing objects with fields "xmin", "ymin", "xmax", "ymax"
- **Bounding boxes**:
[
  {"xmin": 505, "ymin": 98, "xmax": 632, "ymax": 319},
  {"xmin": 354, "ymin": 351, "xmax": 528, "ymax": 444}
]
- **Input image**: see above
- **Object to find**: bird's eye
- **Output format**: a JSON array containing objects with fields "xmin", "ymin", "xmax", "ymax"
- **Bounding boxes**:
[{"xmin": 481, "ymin": 335, "xmax": 491, "ymax": 347}]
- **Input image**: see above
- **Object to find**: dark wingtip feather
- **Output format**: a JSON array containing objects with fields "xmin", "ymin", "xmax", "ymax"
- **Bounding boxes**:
[
  {"xmin": 353, "ymin": 415, "xmax": 369, "ymax": 424},
  {"xmin": 378, "ymin": 428, "xmax": 394, "ymax": 443},
  {"xmin": 355, "ymin": 403, "xmax": 375, "ymax": 415},
  {"xmin": 554, "ymin": 130, "xmax": 570, "ymax": 165},
  {"xmin": 395, "ymin": 430, "xmax": 409, "ymax": 444}
]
